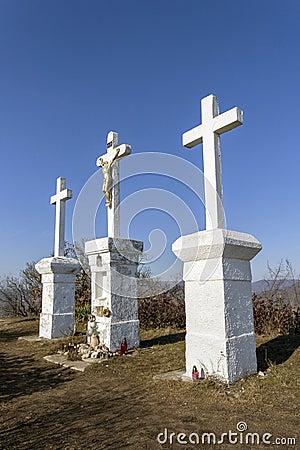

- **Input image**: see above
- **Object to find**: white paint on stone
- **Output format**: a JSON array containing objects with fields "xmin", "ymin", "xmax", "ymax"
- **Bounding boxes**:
[
  {"xmin": 37, "ymin": 177, "xmax": 80, "ymax": 339},
  {"xmin": 36, "ymin": 257, "xmax": 80, "ymax": 339},
  {"xmin": 182, "ymin": 94, "xmax": 243, "ymax": 230},
  {"xmin": 183, "ymin": 258, "xmax": 251, "ymax": 282},
  {"xmin": 173, "ymin": 94, "xmax": 261, "ymax": 383},
  {"xmin": 174, "ymin": 228, "xmax": 261, "ymax": 269},
  {"xmin": 50, "ymin": 177, "xmax": 73, "ymax": 257},
  {"xmin": 85, "ymin": 237, "xmax": 143, "ymax": 352},
  {"xmin": 173, "ymin": 229, "xmax": 261, "ymax": 384}
]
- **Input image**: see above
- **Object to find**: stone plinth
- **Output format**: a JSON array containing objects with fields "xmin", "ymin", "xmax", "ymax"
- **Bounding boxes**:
[
  {"xmin": 85, "ymin": 237, "xmax": 143, "ymax": 352},
  {"xmin": 36, "ymin": 257, "xmax": 80, "ymax": 339},
  {"xmin": 172, "ymin": 229, "xmax": 262, "ymax": 384}
]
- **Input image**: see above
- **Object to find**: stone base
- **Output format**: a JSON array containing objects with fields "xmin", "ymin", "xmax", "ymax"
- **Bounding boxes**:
[
  {"xmin": 184, "ymin": 331, "xmax": 257, "ymax": 383},
  {"xmin": 95, "ymin": 318, "xmax": 140, "ymax": 352},
  {"xmin": 172, "ymin": 229, "xmax": 262, "ymax": 384},
  {"xmin": 85, "ymin": 237, "xmax": 143, "ymax": 352},
  {"xmin": 36, "ymin": 257, "xmax": 80, "ymax": 340},
  {"xmin": 39, "ymin": 313, "xmax": 74, "ymax": 339},
  {"xmin": 44, "ymin": 354, "xmax": 97, "ymax": 372}
]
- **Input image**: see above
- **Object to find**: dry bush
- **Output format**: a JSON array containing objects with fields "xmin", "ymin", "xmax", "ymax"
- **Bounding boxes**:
[
  {"xmin": 139, "ymin": 283, "xmax": 185, "ymax": 329},
  {"xmin": 253, "ymin": 293, "xmax": 299, "ymax": 335}
]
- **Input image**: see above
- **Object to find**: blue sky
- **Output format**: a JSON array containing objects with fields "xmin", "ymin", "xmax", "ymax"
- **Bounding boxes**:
[{"xmin": 1, "ymin": 0, "xmax": 299, "ymax": 281}]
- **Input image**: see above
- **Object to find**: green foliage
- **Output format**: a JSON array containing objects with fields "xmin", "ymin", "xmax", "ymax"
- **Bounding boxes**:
[{"xmin": 75, "ymin": 302, "xmax": 91, "ymax": 324}]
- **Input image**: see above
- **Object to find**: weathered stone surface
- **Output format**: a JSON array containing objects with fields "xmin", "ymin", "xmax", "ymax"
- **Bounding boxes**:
[
  {"xmin": 226, "ymin": 333, "xmax": 257, "ymax": 383},
  {"xmin": 173, "ymin": 229, "xmax": 262, "ymax": 262},
  {"xmin": 173, "ymin": 94, "xmax": 262, "ymax": 383},
  {"xmin": 39, "ymin": 313, "xmax": 74, "ymax": 339},
  {"xmin": 85, "ymin": 237, "xmax": 143, "ymax": 352},
  {"xmin": 36, "ymin": 257, "xmax": 80, "ymax": 274},
  {"xmin": 110, "ymin": 295, "xmax": 139, "ymax": 322},
  {"xmin": 172, "ymin": 229, "xmax": 261, "ymax": 383},
  {"xmin": 183, "ymin": 258, "xmax": 251, "ymax": 282},
  {"xmin": 85, "ymin": 237, "xmax": 143, "ymax": 260},
  {"xmin": 36, "ymin": 257, "xmax": 80, "ymax": 339},
  {"xmin": 109, "ymin": 320, "xmax": 140, "ymax": 351}
]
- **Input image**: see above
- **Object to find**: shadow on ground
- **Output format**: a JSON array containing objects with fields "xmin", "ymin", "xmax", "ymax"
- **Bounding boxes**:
[
  {"xmin": 140, "ymin": 331, "xmax": 185, "ymax": 348},
  {"xmin": 141, "ymin": 331, "xmax": 300, "ymax": 372},
  {"xmin": 256, "ymin": 334, "xmax": 300, "ymax": 371},
  {"xmin": 0, "ymin": 351, "xmax": 77, "ymax": 402},
  {"xmin": 0, "ymin": 318, "xmax": 39, "ymax": 342}
]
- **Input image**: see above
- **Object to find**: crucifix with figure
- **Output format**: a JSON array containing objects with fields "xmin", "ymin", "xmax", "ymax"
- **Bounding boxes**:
[
  {"xmin": 96, "ymin": 131, "xmax": 131, "ymax": 238},
  {"xmin": 85, "ymin": 131, "xmax": 143, "ymax": 353},
  {"xmin": 182, "ymin": 94, "xmax": 243, "ymax": 230},
  {"xmin": 50, "ymin": 177, "xmax": 73, "ymax": 257}
]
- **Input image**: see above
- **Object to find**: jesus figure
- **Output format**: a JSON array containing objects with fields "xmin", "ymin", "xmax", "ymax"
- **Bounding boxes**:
[{"xmin": 96, "ymin": 147, "xmax": 120, "ymax": 208}]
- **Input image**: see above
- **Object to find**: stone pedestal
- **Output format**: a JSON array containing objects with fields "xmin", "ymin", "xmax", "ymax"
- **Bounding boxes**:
[
  {"xmin": 85, "ymin": 237, "xmax": 143, "ymax": 352},
  {"xmin": 172, "ymin": 229, "xmax": 262, "ymax": 384},
  {"xmin": 36, "ymin": 257, "xmax": 80, "ymax": 339}
]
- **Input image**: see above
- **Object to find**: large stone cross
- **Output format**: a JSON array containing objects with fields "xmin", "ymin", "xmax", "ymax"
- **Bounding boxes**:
[
  {"xmin": 50, "ymin": 177, "xmax": 72, "ymax": 257},
  {"xmin": 96, "ymin": 131, "xmax": 131, "ymax": 237},
  {"xmin": 182, "ymin": 94, "xmax": 243, "ymax": 230}
]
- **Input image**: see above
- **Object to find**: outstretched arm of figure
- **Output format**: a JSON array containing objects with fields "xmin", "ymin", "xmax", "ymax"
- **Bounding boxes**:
[{"xmin": 96, "ymin": 157, "xmax": 104, "ymax": 167}]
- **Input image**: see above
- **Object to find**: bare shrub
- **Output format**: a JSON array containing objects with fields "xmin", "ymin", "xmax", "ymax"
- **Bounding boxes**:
[{"xmin": 139, "ymin": 283, "xmax": 185, "ymax": 329}]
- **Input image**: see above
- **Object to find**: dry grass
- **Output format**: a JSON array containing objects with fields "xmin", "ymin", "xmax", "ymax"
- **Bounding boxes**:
[{"xmin": 0, "ymin": 318, "xmax": 299, "ymax": 449}]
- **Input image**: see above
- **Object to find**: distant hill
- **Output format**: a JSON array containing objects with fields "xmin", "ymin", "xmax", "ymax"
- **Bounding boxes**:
[
  {"xmin": 252, "ymin": 279, "xmax": 300, "ymax": 309},
  {"xmin": 252, "ymin": 279, "xmax": 298, "ymax": 294}
]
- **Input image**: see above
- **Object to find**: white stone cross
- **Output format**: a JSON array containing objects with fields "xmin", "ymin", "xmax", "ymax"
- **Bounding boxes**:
[
  {"xmin": 182, "ymin": 94, "xmax": 243, "ymax": 230},
  {"xmin": 96, "ymin": 131, "xmax": 131, "ymax": 238},
  {"xmin": 50, "ymin": 177, "xmax": 72, "ymax": 257}
]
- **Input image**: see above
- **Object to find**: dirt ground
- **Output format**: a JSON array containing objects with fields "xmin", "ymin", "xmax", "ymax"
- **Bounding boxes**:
[{"xmin": 0, "ymin": 318, "xmax": 299, "ymax": 450}]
